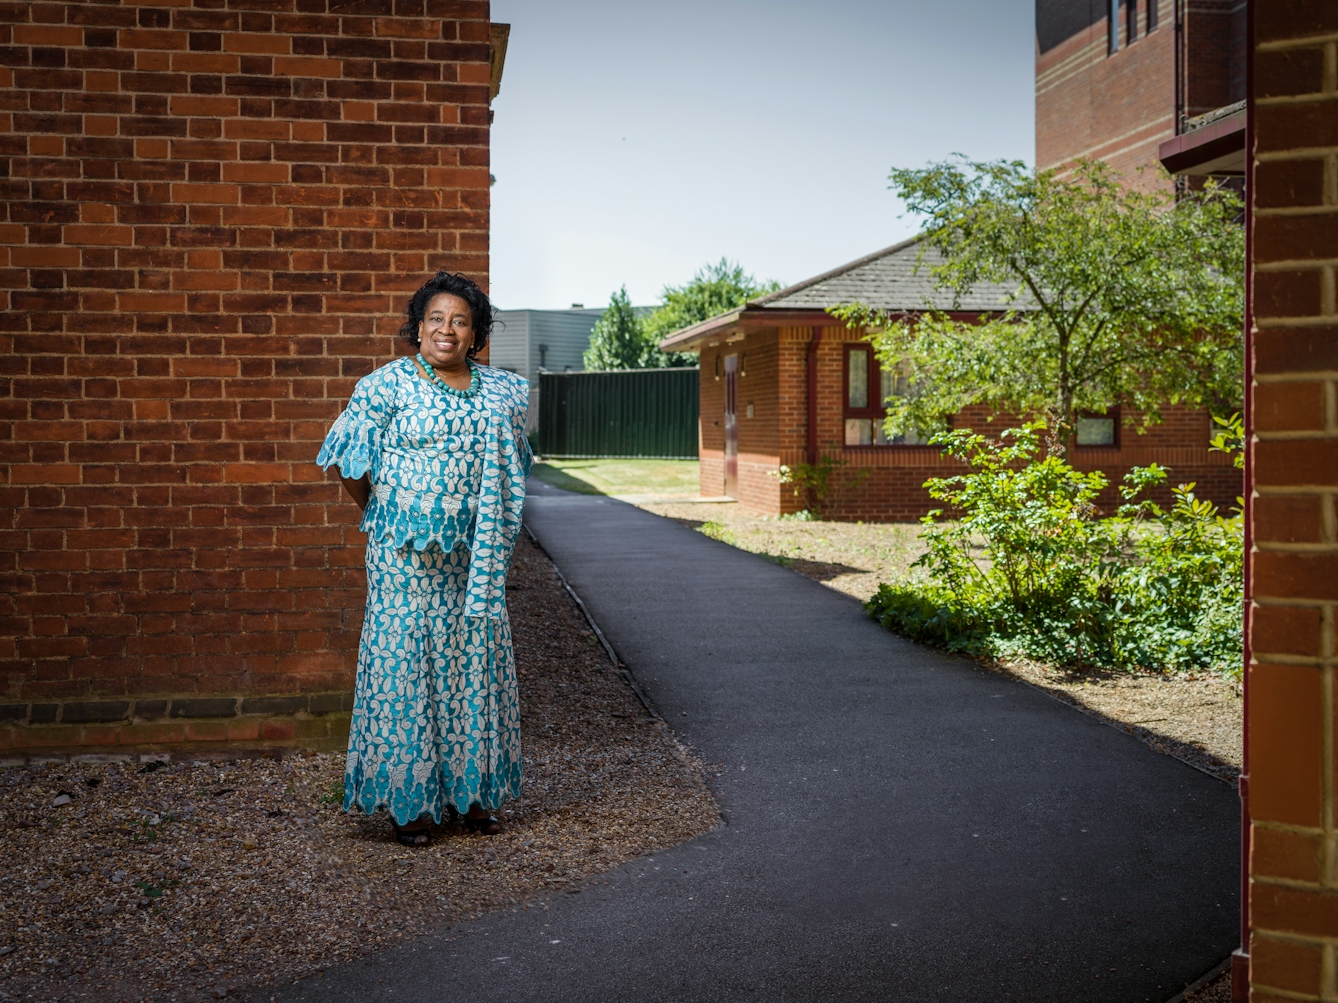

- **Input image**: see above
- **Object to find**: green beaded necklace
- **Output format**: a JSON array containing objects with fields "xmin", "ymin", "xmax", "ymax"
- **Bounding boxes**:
[{"xmin": 416, "ymin": 353, "xmax": 480, "ymax": 398}]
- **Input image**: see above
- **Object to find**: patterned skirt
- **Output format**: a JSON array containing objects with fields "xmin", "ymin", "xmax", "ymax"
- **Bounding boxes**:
[{"xmin": 342, "ymin": 534, "xmax": 523, "ymax": 825}]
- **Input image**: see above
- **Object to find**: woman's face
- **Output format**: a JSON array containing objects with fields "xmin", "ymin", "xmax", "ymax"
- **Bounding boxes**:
[{"xmin": 417, "ymin": 292, "xmax": 475, "ymax": 369}]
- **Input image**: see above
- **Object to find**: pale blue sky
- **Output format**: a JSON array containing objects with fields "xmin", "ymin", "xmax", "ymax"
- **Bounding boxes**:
[{"xmin": 489, "ymin": 0, "xmax": 1035, "ymax": 309}]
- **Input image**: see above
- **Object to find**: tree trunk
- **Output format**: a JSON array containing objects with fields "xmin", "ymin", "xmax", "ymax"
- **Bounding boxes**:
[{"xmin": 1050, "ymin": 335, "xmax": 1073, "ymax": 457}]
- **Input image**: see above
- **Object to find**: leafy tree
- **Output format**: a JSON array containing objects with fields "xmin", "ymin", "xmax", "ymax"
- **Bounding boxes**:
[
  {"xmin": 832, "ymin": 157, "xmax": 1244, "ymax": 443},
  {"xmin": 644, "ymin": 259, "xmax": 781, "ymax": 366},
  {"xmin": 583, "ymin": 286, "xmax": 651, "ymax": 370},
  {"xmin": 584, "ymin": 261, "xmax": 781, "ymax": 370}
]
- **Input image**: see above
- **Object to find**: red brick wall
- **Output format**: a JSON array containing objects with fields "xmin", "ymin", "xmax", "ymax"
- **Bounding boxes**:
[
  {"xmin": 1036, "ymin": 0, "xmax": 1176, "ymax": 184},
  {"xmin": 1246, "ymin": 4, "xmax": 1338, "ymax": 998},
  {"xmin": 1036, "ymin": 0, "xmax": 1246, "ymax": 185},
  {"xmin": 697, "ymin": 322, "xmax": 1238, "ymax": 521},
  {"xmin": 699, "ymin": 332, "xmax": 785, "ymax": 512},
  {"xmin": 0, "ymin": 0, "xmax": 493, "ymax": 714}
]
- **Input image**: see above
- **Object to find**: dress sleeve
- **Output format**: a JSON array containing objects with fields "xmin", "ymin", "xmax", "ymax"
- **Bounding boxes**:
[
  {"xmin": 315, "ymin": 365, "xmax": 397, "ymax": 481},
  {"xmin": 511, "ymin": 376, "xmax": 534, "ymax": 479}
]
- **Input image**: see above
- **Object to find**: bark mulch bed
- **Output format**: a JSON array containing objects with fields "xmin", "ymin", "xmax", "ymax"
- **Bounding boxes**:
[
  {"xmin": 640, "ymin": 499, "xmax": 1242, "ymax": 780},
  {"xmin": 0, "ymin": 533, "xmax": 719, "ymax": 1003}
]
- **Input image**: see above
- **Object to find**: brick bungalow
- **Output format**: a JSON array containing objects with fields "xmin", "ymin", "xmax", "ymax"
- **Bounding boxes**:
[
  {"xmin": 659, "ymin": 237, "xmax": 1240, "ymax": 521},
  {"xmin": 1, "ymin": 0, "xmax": 505, "ymax": 756}
]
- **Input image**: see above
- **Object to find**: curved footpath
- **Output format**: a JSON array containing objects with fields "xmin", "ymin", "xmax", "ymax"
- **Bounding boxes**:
[{"xmin": 278, "ymin": 482, "xmax": 1238, "ymax": 1003}]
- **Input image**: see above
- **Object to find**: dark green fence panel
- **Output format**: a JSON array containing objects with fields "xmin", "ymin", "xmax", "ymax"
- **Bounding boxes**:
[{"xmin": 538, "ymin": 367, "xmax": 699, "ymax": 459}]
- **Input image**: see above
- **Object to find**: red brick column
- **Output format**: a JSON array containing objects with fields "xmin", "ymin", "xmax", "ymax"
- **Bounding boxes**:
[
  {"xmin": 0, "ymin": 0, "xmax": 493, "ymax": 752},
  {"xmin": 1246, "ymin": 3, "xmax": 1338, "ymax": 998}
]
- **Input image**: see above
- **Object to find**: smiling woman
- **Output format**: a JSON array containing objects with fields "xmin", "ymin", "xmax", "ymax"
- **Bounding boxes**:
[{"xmin": 316, "ymin": 272, "xmax": 533, "ymax": 847}]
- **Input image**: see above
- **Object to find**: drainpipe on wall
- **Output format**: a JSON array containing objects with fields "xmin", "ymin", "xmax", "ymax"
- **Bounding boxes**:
[
  {"xmin": 806, "ymin": 326, "xmax": 823, "ymax": 465},
  {"xmin": 1233, "ymin": 3, "xmax": 1254, "ymax": 999}
]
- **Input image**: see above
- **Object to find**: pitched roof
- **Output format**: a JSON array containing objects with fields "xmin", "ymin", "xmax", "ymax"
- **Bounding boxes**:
[
  {"xmin": 658, "ymin": 235, "xmax": 1031, "ymax": 351},
  {"xmin": 752, "ymin": 235, "xmax": 1027, "ymax": 312}
]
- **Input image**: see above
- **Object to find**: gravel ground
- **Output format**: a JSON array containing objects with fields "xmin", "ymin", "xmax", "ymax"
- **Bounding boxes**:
[
  {"xmin": 0, "ymin": 533, "xmax": 720, "ymax": 1003},
  {"xmin": 1184, "ymin": 970, "xmax": 1231, "ymax": 1002},
  {"xmin": 639, "ymin": 499, "xmax": 1242, "ymax": 778}
]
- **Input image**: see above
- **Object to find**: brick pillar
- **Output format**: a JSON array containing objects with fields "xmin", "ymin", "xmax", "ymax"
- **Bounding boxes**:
[
  {"xmin": 1247, "ymin": 3, "xmax": 1338, "ymax": 998},
  {"xmin": 0, "ymin": 0, "xmax": 493, "ymax": 752}
]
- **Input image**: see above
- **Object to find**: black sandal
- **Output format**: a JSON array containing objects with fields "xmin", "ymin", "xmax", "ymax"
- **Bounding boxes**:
[
  {"xmin": 463, "ymin": 813, "xmax": 503, "ymax": 836},
  {"xmin": 392, "ymin": 819, "xmax": 431, "ymax": 847}
]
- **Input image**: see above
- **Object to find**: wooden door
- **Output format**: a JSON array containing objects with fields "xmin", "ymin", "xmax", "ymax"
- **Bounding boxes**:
[{"xmin": 723, "ymin": 354, "xmax": 738, "ymax": 498}]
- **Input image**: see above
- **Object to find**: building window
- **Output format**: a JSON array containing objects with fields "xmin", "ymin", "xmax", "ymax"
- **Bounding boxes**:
[
  {"xmin": 843, "ymin": 344, "xmax": 930, "ymax": 447},
  {"xmin": 1127, "ymin": 0, "xmax": 1138, "ymax": 45},
  {"xmin": 1147, "ymin": 0, "xmax": 1158, "ymax": 31},
  {"xmin": 1108, "ymin": 0, "xmax": 1120, "ymax": 53},
  {"xmin": 1075, "ymin": 413, "xmax": 1118, "ymax": 447}
]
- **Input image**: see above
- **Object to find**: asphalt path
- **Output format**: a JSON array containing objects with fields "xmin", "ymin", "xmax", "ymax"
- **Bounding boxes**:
[{"xmin": 276, "ymin": 482, "xmax": 1239, "ymax": 1003}]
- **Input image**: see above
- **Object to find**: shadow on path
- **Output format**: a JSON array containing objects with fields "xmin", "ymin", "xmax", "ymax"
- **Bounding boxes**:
[{"xmin": 275, "ymin": 482, "xmax": 1238, "ymax": 1003}]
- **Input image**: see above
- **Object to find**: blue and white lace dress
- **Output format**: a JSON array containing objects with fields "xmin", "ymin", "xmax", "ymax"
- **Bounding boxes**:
[{"xmin": 316, "ymin": 357, "xmax": 532, "ymax": 825}]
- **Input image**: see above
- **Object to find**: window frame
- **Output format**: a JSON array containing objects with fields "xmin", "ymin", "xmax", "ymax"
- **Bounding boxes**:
[
  {"xmin": 841, "ymin": 343, "xmax": 934, "ymax": 449},
  {"xmin": 1073, "ymin": 409, "xmax": 1121, "ymax": 449}
]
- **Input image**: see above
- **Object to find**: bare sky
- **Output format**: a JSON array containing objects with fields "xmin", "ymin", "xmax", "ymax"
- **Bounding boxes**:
[{"xmin": 488, "ymin": 0, "xmax": 1035, "ymax": 310}]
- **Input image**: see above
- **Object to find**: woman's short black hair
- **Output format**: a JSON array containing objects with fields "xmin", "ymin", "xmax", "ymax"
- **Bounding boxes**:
[{"xmin": 397, "ymin": 271, "xmax": 494, "ymax": 357}]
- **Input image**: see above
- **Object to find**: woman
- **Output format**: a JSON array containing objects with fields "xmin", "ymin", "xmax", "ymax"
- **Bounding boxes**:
[{"xmin": 316, "ymin": 272, "xmax": 532, "ymax": 846}]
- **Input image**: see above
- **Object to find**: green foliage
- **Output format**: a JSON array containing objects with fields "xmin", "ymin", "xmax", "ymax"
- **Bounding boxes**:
[
  {"xmin": 643, "ymin": 259, "xmax": 780, "ymax": 365},
  {"xmin": 699, "ymin": 519, "xmax": 737, "ymax": 545},
  {"xmin": 318, "ymin": 781, "xmax": 345, "ymax": 806},
  {"xmin": 583, "ymin": 286, "xmax": 653, "ymax": 371},
  {"xmin": 772, "ymin": 454, "xmax": 870, "ymax": 519},
  {"xmin": 1209, "ymin": 412, "xmax": 1245, "ymax": 469},
  {"xmin": 831, "ymin": 157, "xmax": 1245, "ymax": 440},
  {"xmin": 865, "ymin": 424, "xmax": 1242, "ymax": 674},
  {"xmin": 585, "ymin": 261, "xmax": 780, "ymax": 371}
]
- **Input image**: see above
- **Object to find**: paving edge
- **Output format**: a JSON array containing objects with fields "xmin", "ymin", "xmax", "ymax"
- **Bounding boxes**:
[
  {"xmin": 980, "ymin": 664, "xmax": 1239, "ymax": 787},
  {"xmin": 523, "ymin": 522, "xmax": 661, "ymax": 722},
  {"xmin": 757, "ymin": 560, "xmax": 1241, "ymax": 788},
  {"xmin": 1163, "ymin": 955, "xmax": 1231, "ymax": 1003}
]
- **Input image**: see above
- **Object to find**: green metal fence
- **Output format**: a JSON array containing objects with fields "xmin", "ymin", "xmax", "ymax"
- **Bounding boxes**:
[{"xmin": 537, "ymin": 367, "xmax": 699, "ymax": 459}]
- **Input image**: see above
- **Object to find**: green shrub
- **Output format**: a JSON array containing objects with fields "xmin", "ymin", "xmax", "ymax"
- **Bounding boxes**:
[
  {"xmin": 772, "ymin": 454, "xmax": 870, "ymax": 518},
  {"xmin": 866, "ymin": 423, "xmax": 1242, "ymax": 675}
]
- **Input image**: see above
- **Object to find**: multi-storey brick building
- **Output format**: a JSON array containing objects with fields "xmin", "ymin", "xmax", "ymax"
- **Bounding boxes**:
[
  {"xmin": 0, "ymin": 0, "xmax": 506, "ymax": 756},
  {"xmin": 661, "ymin": 237, "xmax": 1240, "ymax": 520},
  {"xmin": 1037, "ymin": 0, "xmax": 1246, "ymax": 183}
]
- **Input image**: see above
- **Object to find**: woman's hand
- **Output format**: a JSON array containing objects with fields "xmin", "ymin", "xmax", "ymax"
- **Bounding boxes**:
[{"xmin": 341, "ymin": 474, "xmax": 371, "ymax": 511}]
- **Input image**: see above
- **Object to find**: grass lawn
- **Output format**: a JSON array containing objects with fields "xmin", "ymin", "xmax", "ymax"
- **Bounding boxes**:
[{"xmin": 531, "ymin": 458, "xmax": 700, "ymax": 497}]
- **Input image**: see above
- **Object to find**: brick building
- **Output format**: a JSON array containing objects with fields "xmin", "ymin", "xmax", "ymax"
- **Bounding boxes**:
[
  {"xmin": 1241, "ymin": 4, "xmax": 1338, "ymax": 1000},
  {"xmin": 0, "ymin": 0, "xmax": 506, "ymax": 755},
  {"xmin": 1037, "ymin": 0, "xmax": 1246, "ymax": 184},
  {"xmin": 659, "ymin": 238, "xmax": 1239, "ymax": 520}
]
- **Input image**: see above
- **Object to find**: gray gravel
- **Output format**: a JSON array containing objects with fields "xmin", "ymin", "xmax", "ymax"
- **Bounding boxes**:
[{"xmin": 0, "ymin": 532, "xmax": 718, "ymax": 1003}]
